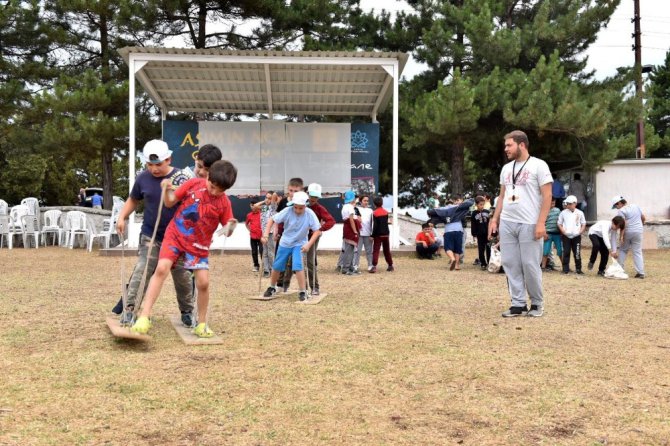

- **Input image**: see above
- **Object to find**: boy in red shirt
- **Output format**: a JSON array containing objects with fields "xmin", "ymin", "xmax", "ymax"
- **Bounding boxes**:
[
  {"xmin": 416, "ymin": 222, "xmax": 439, "ymax": 259},
  {"xmin": 131, "ymin": 160, "xmax": 238, "ymax": 338},
  {"xmin": 246, "ymin": 202, "xmax": 263, "ymax": 272}
]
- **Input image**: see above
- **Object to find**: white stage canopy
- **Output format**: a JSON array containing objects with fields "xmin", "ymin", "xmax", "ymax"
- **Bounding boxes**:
[{"xmin": 119, "ymin": 47, "xmax": 407, "ymax": 246}]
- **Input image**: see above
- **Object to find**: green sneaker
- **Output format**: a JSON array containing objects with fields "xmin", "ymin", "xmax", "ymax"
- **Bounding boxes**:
[
  {"xmin": 192, "ymin": 322, "xmax": 214, "ymax": 338},
  {"xmin": 131, "ymin": 316, "xmax": 152, "ymax": 334}
]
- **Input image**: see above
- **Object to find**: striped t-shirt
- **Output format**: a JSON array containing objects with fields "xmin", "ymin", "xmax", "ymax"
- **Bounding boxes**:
[{"xmin": 545, "ymin": 207, "xmax": 560, "ymax": 234}]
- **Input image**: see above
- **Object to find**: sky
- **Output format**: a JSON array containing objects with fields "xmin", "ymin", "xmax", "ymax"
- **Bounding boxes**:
[{"xmin": 360, "ymin": 0, "xmax": 670, "ymax": 80}]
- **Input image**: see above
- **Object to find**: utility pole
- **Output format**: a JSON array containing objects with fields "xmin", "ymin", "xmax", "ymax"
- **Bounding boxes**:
[{"xmin": 633, "ymin": 0, "xmax": 645, "ymax": 158}]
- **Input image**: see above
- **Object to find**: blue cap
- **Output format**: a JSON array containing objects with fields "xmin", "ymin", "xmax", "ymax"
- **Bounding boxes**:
[{"xmin": 343, "ymin": 190, "xmax": 356, "ymax": 203}]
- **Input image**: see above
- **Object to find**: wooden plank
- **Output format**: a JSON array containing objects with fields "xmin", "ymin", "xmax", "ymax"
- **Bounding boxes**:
[
  {"xmin": 106, "ymin": 316, "xmax": 151, "ymax": 342},
  {"xmin": 247, "ymin": 288, "xmax": 298, "ymax": 301},
  {"xmin": 168, "ymin": 315, "xmax": 224, "ymax": 346},
  {"xmin": 296, "ymin": 293, "xmax": 327, "ymax": 305}
]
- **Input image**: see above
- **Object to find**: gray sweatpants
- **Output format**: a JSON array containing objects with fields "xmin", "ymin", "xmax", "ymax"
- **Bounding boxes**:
[
  {"xmin": 353, "ymin": 235, "xmax": 373, "ymax": 270},
  {"xmin": 262, "ymin": 233, "xmax": 275, "ymax": 273},
  {"xmin": 341, "ymin": 242, "xmax": 356, "ymax": 273},
  {"xmin": 618, "ymin": 231, "xmax": 644, "ymax": 275},
  {"xmin": 126, "ymin": 234, "xmax": 194, "ymax": 313},
  {"xmin": 500, "ymin": 220, "xmax": 544, "ymax": 309}
]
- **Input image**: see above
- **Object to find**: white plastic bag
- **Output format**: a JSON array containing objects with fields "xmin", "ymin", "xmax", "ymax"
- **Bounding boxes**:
[
  {"xmin": 488, "ymin": 246, "xmax": 502, "ymax": 273},
  {"xmin": 604, "ymin": 261, "xmax": 628, "ymax": 280}
]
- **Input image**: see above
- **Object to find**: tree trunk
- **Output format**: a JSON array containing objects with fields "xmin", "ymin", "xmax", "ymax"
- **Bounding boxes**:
[
  {"xmin": 100, "ymin": 11, "xmax": 113, "ymax": 210},
  {"xmin": 451, "ymin": 140, "xmax": 464, "ymax": 195},
  {"xmin": 102, "ymin": 150, "xmax": 114, "ymax": 210}
]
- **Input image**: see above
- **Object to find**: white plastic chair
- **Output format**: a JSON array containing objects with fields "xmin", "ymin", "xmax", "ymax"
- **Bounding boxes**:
[
  {"xmin": 87, "ymin": 216, "xmax": 112, "ymax": 251},
  {"xmin": 0, "ymin": 215, "xmax": 13, "ymax": 249},
  {"xmin": 9, "ymin": 205, "xmax": 29, "ymax": 231},
  {"xmin": 101, "ymin": 201, "xmax": 124, "ymax": 247},
  {"xmin": 21, "ymin": 214, "xmax": 40, "ymax": 249},
  {"xmin": 59, "ymin": 213, "xmax": 71, "ymax": 247},
  {"xmin": 41, "ymin": 210, "xmax": 62, "ymax": 246},
  {"xmin": 20, "ymin": 197, "xmax": 40, "ymax": 216},
  {"xmin": 64, "ymin": 211, "xmax": 88, "ymax": 249},
  {"xmin": 0, "ymin": 199, "xmax": 8, "ymax": 216}
]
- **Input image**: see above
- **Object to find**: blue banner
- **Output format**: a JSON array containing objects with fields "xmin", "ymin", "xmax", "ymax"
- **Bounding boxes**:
[
  {"xmin": 350, "ymin": 122, "xmax": 380, "ymax": 196},
  {"xmin": 162, "ymin": 120, "xmax": 199, "ymax": 169}
]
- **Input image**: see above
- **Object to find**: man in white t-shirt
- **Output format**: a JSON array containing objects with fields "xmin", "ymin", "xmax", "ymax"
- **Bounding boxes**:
[
  {"xmin": 353, "ymin": 195, "xmax": 374, "ymax": 271},
  {"xmin": 489, "ymin": 130, "xmax": 553, "ymax": 317}
]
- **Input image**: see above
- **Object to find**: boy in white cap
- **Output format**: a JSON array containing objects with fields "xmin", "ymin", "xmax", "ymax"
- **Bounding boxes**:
[
  {"xmin": 283, "ymin": 183, "xmax": 335, "ymax": 294},
  {"xmin": 261, "ymin": 191, "xmax": 322, "ymax": 301},
  {"xmin": 113, "ymin": 139, "xmax": 195, "ymax": 326},
  {"xmin": 611, "ymin": 195, "xmax": 646, "ymax": 278},
  {"xmin": 557, "ymin": 195, "xmax": 586, "ymax": 274}
]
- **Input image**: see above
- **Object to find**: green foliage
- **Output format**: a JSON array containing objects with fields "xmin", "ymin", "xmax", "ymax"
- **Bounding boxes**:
[
  {"xmin": 0, "ymin": 154, "xmax": 47, "ymax": 204},
  {"xmin": 648, "ymin": 51, "xmax": 670, "ymax": 157},
  {"xmin": 393, "ymin": 0, "xmax": 633, "ymax": 204}
]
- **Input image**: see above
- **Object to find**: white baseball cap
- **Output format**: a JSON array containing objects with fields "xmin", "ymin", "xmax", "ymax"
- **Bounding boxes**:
[
  {"xmin": 563, "ymin": 195, "xmax": 578, "ymax": 204},
  {"xmin": 307, "ymin": 183, "xmax": 322, "ymax": 198},
  {"xmin": 611, "ymin": 195, "xmax": 625, "ymax": 209},
  {"xmin": 140, "ymin": 139, "xmax": 172, "ymax": 165},
  {"xmin": 290, "ymin": 191, "xmax": 309, "ymax": 206}
]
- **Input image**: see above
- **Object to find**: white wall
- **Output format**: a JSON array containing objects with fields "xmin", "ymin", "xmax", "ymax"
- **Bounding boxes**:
[{"xmin": 595, "ymin": 159, "xmax": 670, "ymax": 221}]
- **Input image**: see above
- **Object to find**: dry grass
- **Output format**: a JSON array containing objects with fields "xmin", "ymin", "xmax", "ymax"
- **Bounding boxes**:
[{"xmin": 1, "ymin": 247, "xmax": 669, "ymax": 446}]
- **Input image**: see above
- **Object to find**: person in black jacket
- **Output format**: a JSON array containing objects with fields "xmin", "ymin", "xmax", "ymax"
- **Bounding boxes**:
[
  {"xmin": 470, "ymin": 196, "xmax": 491, "ymax": 270},
  {"xmin": 370, "ymin": 196, "xmax": 394, "ymax": 273}
]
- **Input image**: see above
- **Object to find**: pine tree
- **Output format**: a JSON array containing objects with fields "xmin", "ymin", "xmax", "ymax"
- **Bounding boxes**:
[
  {"xmin": 390, "ymin": 0, "xmax": 630, "ymax": 198},
  {"xmin": 648, "ymin": 51, "xmax": 670, "ymax": 157}
]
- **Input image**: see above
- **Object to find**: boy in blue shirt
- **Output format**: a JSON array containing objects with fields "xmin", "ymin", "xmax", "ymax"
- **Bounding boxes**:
[
  {"xmin": 260, "ymin": 191, "xmax": 321, "ymax": 301},
  {"xmin": 113, "ymin": 139, "xmax": 194, "ymax": 326}
]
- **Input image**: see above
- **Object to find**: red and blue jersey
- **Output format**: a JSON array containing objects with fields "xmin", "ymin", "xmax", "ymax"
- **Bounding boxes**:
[{"xmin": 164, "ymin": 178, "xmax": 233, "ymax": 255}]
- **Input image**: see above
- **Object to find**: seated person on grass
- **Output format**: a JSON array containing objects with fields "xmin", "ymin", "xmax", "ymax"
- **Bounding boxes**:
[
  {"xmin": 131, "ymin": 160, "xmax": 238, "ymax": 338},
  {"xmin": 416, "ymin": 222, "xmax": 439, "ymax": 259}
]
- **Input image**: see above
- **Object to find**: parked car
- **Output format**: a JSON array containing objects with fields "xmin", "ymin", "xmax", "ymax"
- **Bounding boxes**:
[{"xmin": 82, "ymin": 187, "xmax": 103, "ymax": 207}]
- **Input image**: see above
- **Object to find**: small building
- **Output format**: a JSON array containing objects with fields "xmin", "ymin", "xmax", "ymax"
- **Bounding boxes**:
[{"xmin": 594, "ymin": 158, "xmax": 670, "ymax": 248}]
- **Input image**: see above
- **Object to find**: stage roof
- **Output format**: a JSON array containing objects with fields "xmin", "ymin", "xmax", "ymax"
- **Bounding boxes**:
[{"xmin": 118, "ymin": 47, "xmax": 408, "ymax": 118}]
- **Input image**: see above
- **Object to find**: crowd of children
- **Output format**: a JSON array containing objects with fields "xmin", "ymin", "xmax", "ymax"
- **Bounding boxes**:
[{"xmin": 419, "ymin": 191, "xmax": 637, "ymax": 281}]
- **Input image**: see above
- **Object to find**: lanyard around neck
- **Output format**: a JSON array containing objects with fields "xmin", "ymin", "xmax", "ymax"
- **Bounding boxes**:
[{"xmin": 512, "ymin": 156, "xmax": 531, "ymax": 189}]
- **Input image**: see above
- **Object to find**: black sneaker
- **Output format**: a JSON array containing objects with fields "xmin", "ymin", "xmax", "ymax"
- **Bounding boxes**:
[
  {"xmin": 587, "ymin": 262, "xmax": 594, "ymax": 271},
  {"xmin": 263, "ymin": 271, "xmax": 270, "ymax": 278},
  {"xmin": 263, "ymin": 286, "xmax": 277, "ymax": 297},
  {"xmin": 111, "ymin": 298, "xmax": 123, "ymax": 315},
  {"xmin": 473, "ymin": 259, "xmax": 480, "ymax": 265},
  {"xmin": 311, "ymin": 288, "xmax": 320, "ymax": 296},
  {"xmin": 597, "ymin": 271, "xmax": 605, "ymax": 277},
  {"xmin": 298, "ymin": 291, "xmax": 307, "ymax": 301},
  {"xmin": 635, "ymin": 273, "xmax": 645, "ymax": 279},
  {"xmin": 562, "ymin": 270, "xmax": 569, "ymax": 275},
  {"xmin": 181, "ymin": 312, "xmax": 195, "ymax": 328},
  {"xmin": 481, "ymin": 265, "xmax": 487, "ymax": 271},
  {"xmin": 576, "ymin": 270, "xmax": 584, "ymax": 275},
  {"xmin": 502, "ymin": 306, "xmax": 528, "ymax": 317},
  {"xmin": 387, "ymin": 265, "xmax": 395, "ymax": 272}
]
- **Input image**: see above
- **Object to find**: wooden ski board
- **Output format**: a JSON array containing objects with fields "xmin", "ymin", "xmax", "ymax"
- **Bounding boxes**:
[
  {"xmin": 247, "ymin": 289, "xmax": 298, "ymax": 301},
  {"xmin": 169, "ymin": 315, "xmax": 224, "ymax": 346},
  {"xmin": 248, "ymin": 295, "xmax": 281, "ymax": 301},
  {"xmin": 295, "ymin": 293, "xmax": 327, "ymax": 305},
  {"xmin": 106, "ymin": 316, "xmax": 151, "ymax": 342}
]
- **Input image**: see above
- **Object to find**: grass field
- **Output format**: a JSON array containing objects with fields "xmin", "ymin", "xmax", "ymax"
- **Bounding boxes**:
[{"xmin": 1, "ymin": 247, "xmax": 669, "ymax": 445}]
